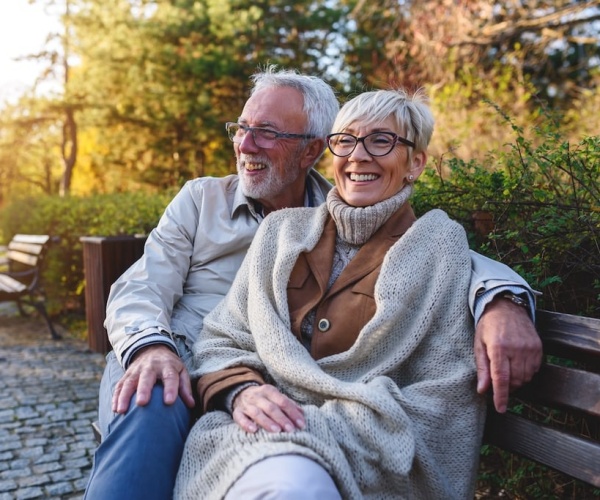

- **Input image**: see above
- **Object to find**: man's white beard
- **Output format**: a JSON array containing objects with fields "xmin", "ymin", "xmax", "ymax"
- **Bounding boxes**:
[{"xmin": 238, "ymin": 155, "xmax": 303, "ymax": 202}]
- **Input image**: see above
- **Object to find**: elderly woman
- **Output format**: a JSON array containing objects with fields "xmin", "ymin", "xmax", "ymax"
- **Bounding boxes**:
[{"xmin": 174, "ymin": 89, "xmax": 486, "ymax": 499}]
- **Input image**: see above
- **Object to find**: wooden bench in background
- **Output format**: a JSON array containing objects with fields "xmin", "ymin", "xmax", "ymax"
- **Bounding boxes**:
[
  {"xmin": 0, "ymin": 234, "xmax": 60, "ymax": 339},
  {"xmin": 484, "ymin": 309, "xmax": 600, "ymax": 489}
]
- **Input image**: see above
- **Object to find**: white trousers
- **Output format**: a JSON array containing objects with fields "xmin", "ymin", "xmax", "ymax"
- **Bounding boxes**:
[{"xmin": 224, "ymin": 454, "xmax": 342, "ymax": 500}]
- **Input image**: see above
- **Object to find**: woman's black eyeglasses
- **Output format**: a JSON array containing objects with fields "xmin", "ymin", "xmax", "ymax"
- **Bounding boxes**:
[{"xmin": 327, "ymin": 132, "xmax": 415, "ymax": 157}]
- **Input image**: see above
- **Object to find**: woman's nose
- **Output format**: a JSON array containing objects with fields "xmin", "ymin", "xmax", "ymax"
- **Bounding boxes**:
[{"xmin": 348, "ymin": 140, "xmax": 372, "ymax": 161}]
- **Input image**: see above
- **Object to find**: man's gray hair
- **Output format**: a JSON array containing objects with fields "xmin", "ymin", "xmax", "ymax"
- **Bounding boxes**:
[
  {"xmin": 333, "ymin": 88, "xmax": 435, "ymax": 154},
  {"xmin": 250, "ymin": 65, "xmax": 339, "ymax": 139}
]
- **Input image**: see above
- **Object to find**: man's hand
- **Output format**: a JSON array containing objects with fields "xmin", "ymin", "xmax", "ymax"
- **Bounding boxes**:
[
  {"xmin": 475, "ymin": 297, "xmax": 543, "ymax": 413},
  {"xmin": 232, "ymin": 384, "xmax": 305, "ymax": 434},
  {"xmin": 112, "ymin": 344, "xmax": 195, "ymax": 414}
]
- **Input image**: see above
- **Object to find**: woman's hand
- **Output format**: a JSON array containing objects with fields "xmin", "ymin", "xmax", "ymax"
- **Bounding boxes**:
[{"xmin": 232, "ymin": 384, "xmax": 305, "ymax": 434}]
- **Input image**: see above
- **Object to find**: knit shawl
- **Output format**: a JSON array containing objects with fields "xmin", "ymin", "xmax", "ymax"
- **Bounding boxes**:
[{"xmin": 174, "ymin": 205, "xmax": 486, "ymax": 500}]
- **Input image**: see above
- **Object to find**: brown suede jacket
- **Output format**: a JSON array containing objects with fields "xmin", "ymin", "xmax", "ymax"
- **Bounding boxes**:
[{"xmin": 197, "ymin": 203, "xmax": 417, "ymax": 412}]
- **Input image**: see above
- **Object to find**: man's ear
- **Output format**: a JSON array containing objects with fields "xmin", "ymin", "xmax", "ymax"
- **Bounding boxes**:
[
  {"xmin": 300, "ymin": 138, "xmax": 326, "ymax": 170},
  {"xmin": 409, "ymin": 151, "xmax": 428, "ymax": 181}
]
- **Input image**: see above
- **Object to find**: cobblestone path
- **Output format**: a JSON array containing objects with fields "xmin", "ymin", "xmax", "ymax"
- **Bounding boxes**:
[{"xmin": 0, "ymin": 316, "xmax": 105, "ymax": 500}]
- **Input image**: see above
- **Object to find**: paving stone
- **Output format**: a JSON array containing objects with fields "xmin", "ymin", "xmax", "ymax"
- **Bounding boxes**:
[
  {"xmin": 15, "ymin": 407, "xmax": 39, "ymax": 420},
  {"xmin": 0, "ymin": 467, "xmax": 31, "ymax": 480},
  {"xmin": 45, "ymin": 481, "xmax": 75, "ymax": 497},
  {"xmin": 0, "ymin": 440, "xmax": 20, "ymax": 453},
  {"xmin": 0, "ymin": 411, "xmax": 15, "ymax": 425},
  {"xmin": 50, "ymin": 468, "xmax": 82, "ymax": 482},
  {"xmin": 14, "ymin": 486, "xmax": 44, "ymax": 499},
  {"xmin": 17, "ymin": 474, "xmax": 50, "ymax": 488},
  {"xmin": 63, "ymin": 458, "xmax": 91, "ymax": 469},
  {"xmin": 23, "ymin": 438, "xmax": 47, "ymax": 448},
  {"xmin": 33, "ymin": 451, "xmax": 61, "ymax": 465},
  {"xmin": 62, "ymin": 449, "xmax": 86, "ymax": 460},
  {"xmin": 9, "ymin": 459, "xmax": 30, "ymax": 470},
  {"xmin": 16, "ymin": 447, "xmax": 44, "ymax": 460},
  {"xmin": 31, "ymin": 462, "xmax": 62, "ymax": 475},
  {"xmin": 0, "ymin": 479, "xmax": 17, "ymax": 493}
]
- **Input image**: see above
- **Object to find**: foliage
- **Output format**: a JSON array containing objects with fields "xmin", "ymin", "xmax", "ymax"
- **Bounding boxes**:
[
  {"xmin": 63, "ymin": 0, "xmax": 350, "ymax": 190},
  {"xmin": 478, "ymin": 442, "xmax": 600, "ymax": 499},
  {"xmin": 0, "ymin": 96, "xmax": 65, "ymax": 203},
  {"xmin": 414, "ymin": 106, "xmax": 600, "ymax": 318},
  {"xmin": 2, "ymin": 1, "xmax": 599, "ymax": 205},
  {"xmin": 346, "ymin": 0, "xmax": 600, "ymax": 105},
  {"xmin": 0, "ymin": 189, "xmax": 174, "ymax": 315}
]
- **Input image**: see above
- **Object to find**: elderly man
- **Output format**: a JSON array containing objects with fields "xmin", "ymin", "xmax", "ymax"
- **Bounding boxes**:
[{"xmin": 84, "ymin": 67, "xmax": 541, "ymax": 500}]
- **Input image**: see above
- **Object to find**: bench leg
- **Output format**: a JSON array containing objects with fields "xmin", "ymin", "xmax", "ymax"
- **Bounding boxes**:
[
  {"xmin": 22, "ymin": 297, "xmax": 61, "ymax": 340},
  {"xmin": 35, "ymin": 303, "xmax": 61, "ymax": 340},
  {"xmin": 16, "ymin": 299, "xmax": 29, "ymax": 318}
]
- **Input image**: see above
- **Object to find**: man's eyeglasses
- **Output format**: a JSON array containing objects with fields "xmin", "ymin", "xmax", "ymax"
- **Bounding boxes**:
[
  {"xmin": 226, "ymin": 122, "xmax": 316, "ymax": 149},
  {"xmin": 326, "ymin": 132, "xmax": 415, "ymax": 157}
]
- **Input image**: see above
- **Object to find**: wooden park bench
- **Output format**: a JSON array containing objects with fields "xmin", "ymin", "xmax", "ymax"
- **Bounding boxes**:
[
  {"xmin": 0, "ymin": 233, "xmax": 60, "ymax": 339},
  {"xmin": 483, "ymin": 309, "xmax": 600, "ymax": 490},
  {"xmin": 92, "ymin": 308, "xmax": 600, "ymax": 494}
]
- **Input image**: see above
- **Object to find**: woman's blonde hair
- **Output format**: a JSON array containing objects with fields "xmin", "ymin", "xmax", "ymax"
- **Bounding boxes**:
[{"xmin": 332, "ymin": 88, "xmax": 434, "ymax": 154}]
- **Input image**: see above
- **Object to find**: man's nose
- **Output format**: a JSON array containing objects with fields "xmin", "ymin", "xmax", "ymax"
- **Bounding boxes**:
[{"xmin": 238, "ymin": 131, "xmax": 260, "ymax": 154}]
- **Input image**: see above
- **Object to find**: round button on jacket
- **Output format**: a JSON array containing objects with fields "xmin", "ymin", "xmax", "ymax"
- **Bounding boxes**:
[{"xmin": 317, "ymin": 318, "xmax": 331, "ymax": 332}]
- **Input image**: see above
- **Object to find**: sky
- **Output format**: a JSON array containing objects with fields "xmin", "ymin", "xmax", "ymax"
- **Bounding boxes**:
[{"xmin": 0, "ymin": 0, "xmax": 61, "ymax": 104}]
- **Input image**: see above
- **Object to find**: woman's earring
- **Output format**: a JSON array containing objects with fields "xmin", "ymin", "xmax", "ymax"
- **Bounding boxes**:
[{"xmin": 408, "ymin": 174, "xmax": 414, "ymax": 182}]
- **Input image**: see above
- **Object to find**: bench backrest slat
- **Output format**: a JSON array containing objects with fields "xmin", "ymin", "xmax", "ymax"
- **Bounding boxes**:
[
  {"xmin": 10, "ymin": 234, "xmax": 51, "ymax": 245},
  {"xmin": 6, "ymin": 234, "xmax": 52, "ymax": 270},
  {"xmin": 8, "ymin": 241, "xmax": 48, "ymax": 256},
  {"xmin": 485, "ymin": 412, "xmax": 600, "ymax": 487},
  {"xmin": 7, "ymin": 249, "xmax": 42, "ymax": 267},
  {"xmin": 484, "ymin": 309, "xmax": 600, "ymax": 490},
  {"xmin": 517, "ymin": 364, "xmax": 600, "ymax": 418},
  {"xmin": 537, "ymin": 310, "xmax": 600, "ymax": 358},
  {"xmin": 0, "ymin": 274, "xmax": 28, "ymax": 293}
]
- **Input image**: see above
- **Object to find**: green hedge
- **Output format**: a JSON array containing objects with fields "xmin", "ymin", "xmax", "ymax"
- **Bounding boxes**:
[
  {"xmin": 0, "ymin": 190, "xmax": 176, "ymax": 316},
  {"xmin": 413, "ymin": 113, "xmax": 600, "ymax": 318}
]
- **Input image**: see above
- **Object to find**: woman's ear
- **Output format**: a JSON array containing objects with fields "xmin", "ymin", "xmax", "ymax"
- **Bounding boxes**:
[{"xmin": 409, "ymin": 151, "xmax": 428, "ymax": 182}]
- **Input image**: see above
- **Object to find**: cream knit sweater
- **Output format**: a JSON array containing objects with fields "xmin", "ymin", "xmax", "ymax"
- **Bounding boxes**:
[{"xmin": 174, "ymin": 204, "xmax": 486, "ymax": 500}]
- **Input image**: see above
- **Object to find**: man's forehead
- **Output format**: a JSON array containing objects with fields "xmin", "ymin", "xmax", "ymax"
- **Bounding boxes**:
[{"xmin": 239, "ymin": 87, "xmax": 306, "ymax": 129}]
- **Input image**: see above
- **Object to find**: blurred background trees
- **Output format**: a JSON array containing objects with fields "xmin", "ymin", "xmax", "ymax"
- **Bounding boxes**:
[{"xmin": 1, "ymin": 0, "xmax": 598, "ymax": 200}]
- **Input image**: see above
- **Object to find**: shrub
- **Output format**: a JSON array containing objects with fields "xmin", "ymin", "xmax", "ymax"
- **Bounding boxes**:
[
  {"xmin": 414, "ymin": 107, "xmax": 600, "ymax": 318},
  {"xmin": 0, "ymin": 190, "xmax": 175, "ymax": 316}
]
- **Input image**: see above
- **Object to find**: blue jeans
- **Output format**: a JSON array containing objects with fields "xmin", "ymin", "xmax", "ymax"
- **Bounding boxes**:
[{"xmin": 84, "ymin": 351, "xmax": 192, "ymax": 500}]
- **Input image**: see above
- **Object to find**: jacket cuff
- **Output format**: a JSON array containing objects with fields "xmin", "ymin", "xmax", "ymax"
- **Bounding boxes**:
[
  {"xmin": 121, "ymin": 332, "xmax": 178, "ymax": 369},
  {"xmin": 198, "ymin": 366, "xmax": 266, "ymax": 412},
  {"xmin": 474, "ymin": 285, "xmax": 536, "ymax": 325}
]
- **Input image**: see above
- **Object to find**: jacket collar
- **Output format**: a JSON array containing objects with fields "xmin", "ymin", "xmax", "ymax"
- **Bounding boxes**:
[{"xmin": 305, "ymin": 202, "xmax": 417, "ymax": 298}]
